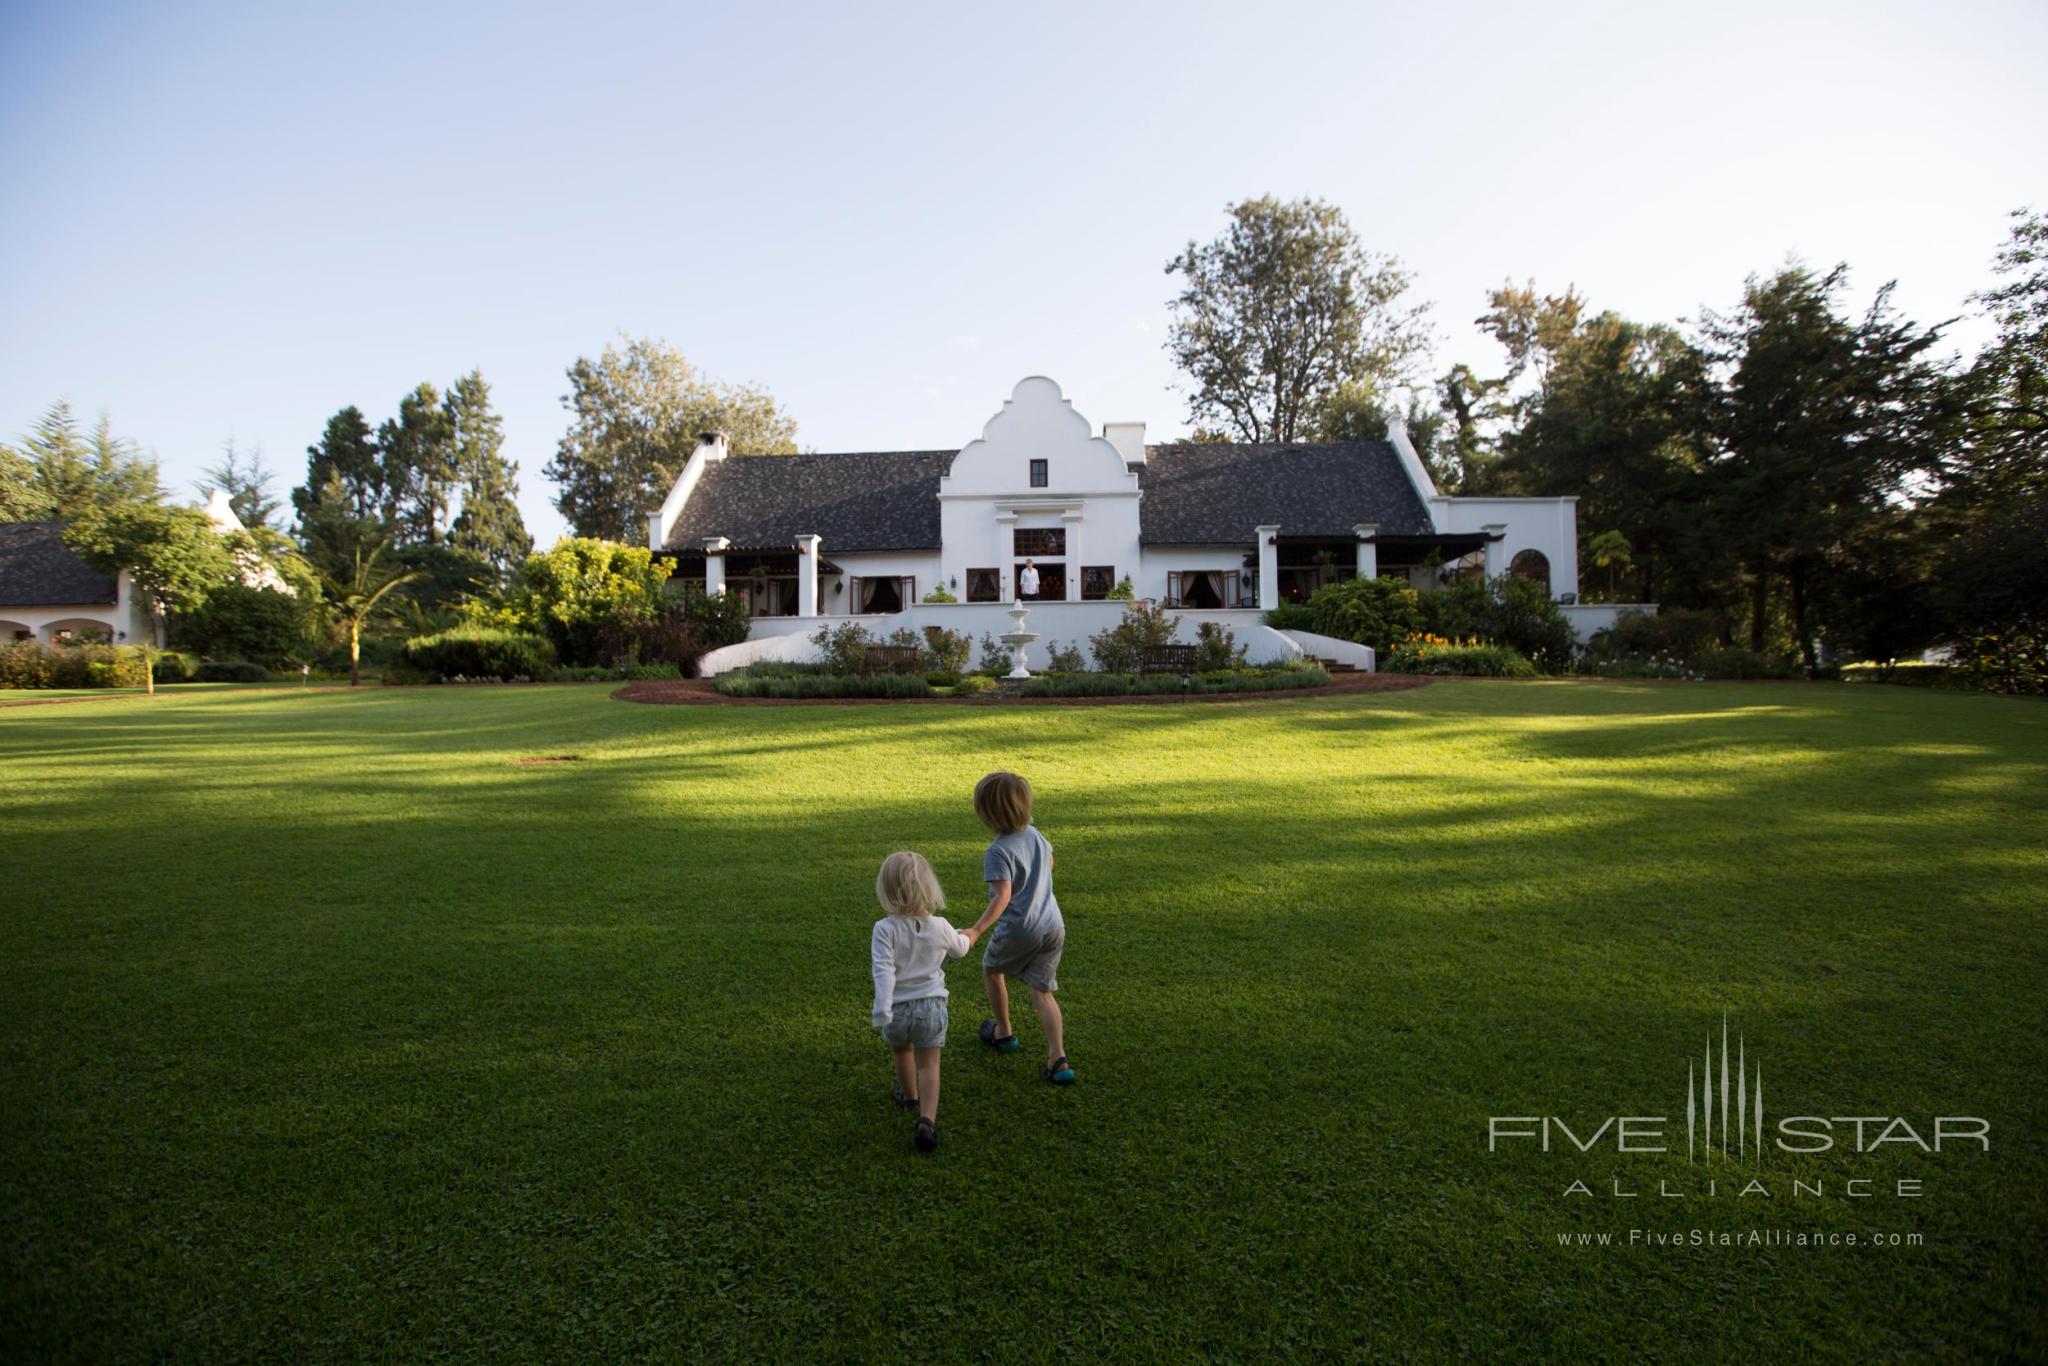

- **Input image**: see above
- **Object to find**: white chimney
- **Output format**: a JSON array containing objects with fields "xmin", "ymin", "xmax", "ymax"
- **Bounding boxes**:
[
  {"xmin": 698, "ymin": 430, "xmax": 731, "ymax": 461},
  {"xmin": 1103, "ymin": 421, "xmax": 1147, "ymax": 467}
]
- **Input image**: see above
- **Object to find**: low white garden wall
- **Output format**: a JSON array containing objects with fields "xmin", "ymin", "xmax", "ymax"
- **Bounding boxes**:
[
  {"xmin": 699, "ymin": 604, "xmax": 1305, "ymax": 676},
  {"xmin": 1560, "ymin": 603, "xmax": 1657, "ymax": 643},
  {"xmin": 1277, "ymin": 630, "xmax": 1377, "ymax": 672}
]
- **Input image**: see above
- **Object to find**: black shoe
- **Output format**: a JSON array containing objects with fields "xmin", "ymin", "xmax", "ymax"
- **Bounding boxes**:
[
  {"xmin": 889, "ymin": 1086, "xmax": 918, "ymax": 1110},
  {"xmin": 914, "ymin": 1116, "xmax": 939, "ymax": 1152}
]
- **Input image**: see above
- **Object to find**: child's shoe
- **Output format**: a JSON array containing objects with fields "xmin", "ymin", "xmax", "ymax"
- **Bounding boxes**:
[
  {"xmin": 979, "ymin": 1020, "xmax": 1021, "ymax": 1053},
  {"xmin": 889, "ymin": 1086, "xmax": 918, "ymax": 1110},
  {"xmin": 1041, "ymin": 1056, "xmax": 1076, "ymax": 1085},
  {"xmin": 914, "ymin": 1116, "xmax": 939, "ymax": 1152}
]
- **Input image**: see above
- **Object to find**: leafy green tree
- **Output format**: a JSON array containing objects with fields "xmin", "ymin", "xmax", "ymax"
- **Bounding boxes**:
[
  {"xmin": 296, "ymin": 470, "xmax": 383, "ymax": 581},
  {"xmin": 486, "ymin": 537, "xmax": 674, "ymax": 666},
  {"xmin": 293, "ymin": 406, "xmax": 384, "ymax": 529},
  {"xmin": 1488, "ymin": 302, "xmax": 1708, "ymax": 604},
  {"xmin": 1586, "ymin": 530, "xmax": 1634, "ymax": 600},
  {"xmin": 0, "ymin": 441, "xmax": 53, "ymax": 519},
  {"xmin": 177, "ymin": 584, "xmax": 313, "ymax": 668},
  {"xmin": 64, "ymin": 503, "xmax": 235, "ymax": 645},
  {"xmin": 199, "ymin": 439, "xmax": 281, "ymax": 530},
  {"xmin": 378, "ymin": 383, "xmax": 456, "ymax": 545},
  {"xmin": 1165, "ymin": 196, "xmax": 1433, "ymax": 443},
  {"xmin": 320, "ymin": 542, "xmax": 424, "ymax": 686},
  {"xmin": 1697, "ymin": 264, "xmax": 1947, "ymax": 667},
  {"xmin": 12, "ymin": 402, "xmax": 162, "ymax": 517},
  {"xmin": 444, "ymin": 371, "xmax": 532, "ymax": 580},
  {"xmin": 546, "ymin": 335, "xmax": 800, "ymax": 542}
]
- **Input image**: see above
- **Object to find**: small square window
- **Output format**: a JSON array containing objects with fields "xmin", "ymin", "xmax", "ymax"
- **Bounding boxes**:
[
  {"xmin": 1014, "ymin": 528, "xmax": 1065, "ymax": 557},
  {"xmin": 1029, "ymin": 458, "xmax": 1048, "ymax": 488},
  {"xmin": 966, "ymin": 568, "xmax": 1002, "ymax": 602},
  {"xmin": 1081, "ymin": 566, "xmax": 1115, "ymax": 600}
]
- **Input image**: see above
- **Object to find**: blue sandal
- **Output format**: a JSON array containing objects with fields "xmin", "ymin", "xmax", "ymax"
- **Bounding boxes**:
[
  {"xmin": 1041, "ymin": 1056, "xmax": 1076, "ymax": 1085},
  {"xmin": 979, "ymin": 1020, "xmax": 1021, "ymax": 1054}
]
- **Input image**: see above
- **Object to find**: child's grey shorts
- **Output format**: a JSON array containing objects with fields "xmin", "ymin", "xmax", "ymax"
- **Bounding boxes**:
[
  {"xmin": 881, "ymin": 996, "xmax": 948, "ymax": 1048},
  {"xmin": 981, "ymin": 923, "xmax": 1063, "ymax": 992}
]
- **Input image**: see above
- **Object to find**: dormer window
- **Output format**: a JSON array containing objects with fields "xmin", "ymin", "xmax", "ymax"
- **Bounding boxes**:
[{"xmin": 1029, "ymin": 458, "xmax": 1048, "ymax": 488}]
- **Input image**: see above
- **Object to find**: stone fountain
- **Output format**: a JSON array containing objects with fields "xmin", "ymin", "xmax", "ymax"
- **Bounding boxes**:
[{"xmin": 1000, "ymin": 602, "xmax": 1040, "ymax": 679}]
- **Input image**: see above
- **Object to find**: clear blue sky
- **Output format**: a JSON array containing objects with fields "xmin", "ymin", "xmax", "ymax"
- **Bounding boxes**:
[{"xmin": 3, "ymin": 0, "xmax": 2041, "ymax": 545}]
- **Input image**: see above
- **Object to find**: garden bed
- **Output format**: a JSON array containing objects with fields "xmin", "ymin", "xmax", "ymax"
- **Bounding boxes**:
[{"xmin": 613, "ymin": 672, "xmax": 1429, "ymax": 706}]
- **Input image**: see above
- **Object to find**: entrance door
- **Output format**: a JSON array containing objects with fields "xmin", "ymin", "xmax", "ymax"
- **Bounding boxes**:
[{"xmin": 1015, "ymin": 564, "xmax": 1066, "ymax": 601}]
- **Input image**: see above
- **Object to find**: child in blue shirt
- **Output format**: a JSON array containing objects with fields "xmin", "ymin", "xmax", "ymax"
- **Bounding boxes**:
[{"xmin": 968, "ymin": 771, "xmax": 1075, "ymax": 1084}]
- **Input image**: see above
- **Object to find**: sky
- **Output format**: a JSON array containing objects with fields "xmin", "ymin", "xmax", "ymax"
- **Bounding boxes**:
[{"xmin": 2, "ymin": 0, "xmax": 2042, "ymax": 546}]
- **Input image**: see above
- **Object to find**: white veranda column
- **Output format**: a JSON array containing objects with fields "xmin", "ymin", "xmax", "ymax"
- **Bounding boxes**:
[
  {"xmin": 1482, "ymin": 524, "xmax": 1507, "ymax": 581},
  {"xmin": 1061, "ymin": 510, "xmax": 1084, "ymax": 600},
  {"xmin": 795, "ymin": 534, "xmax": 821, "ymax": 617},
  {"xmin": 703, "ymin": 536, "xmax": 731, "ymax": 596},
  {"xmin": 1354, "ymin": 523, "xmax": 1378, "ymax": 581},
  {"xmin": 1256, "ymin": 524, "xmax": 1280, "ymax": 611}
]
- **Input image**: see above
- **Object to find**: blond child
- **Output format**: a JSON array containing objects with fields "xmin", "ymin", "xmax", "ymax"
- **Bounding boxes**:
[
  {"xmin": 969, "ymin": 772, "xmax": 1074, "ymax": 1084},
  {"xmin": 870, "ymin": 850, "xmax": 978, "ymax": 1151}
]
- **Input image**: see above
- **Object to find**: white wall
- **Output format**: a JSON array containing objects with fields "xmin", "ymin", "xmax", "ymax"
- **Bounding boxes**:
[
  {"xmin": 0, "ymin": 570, "xmax": 156, "ymax": 645},
  {"xmin": 937, "ymin": 377, "xmax": 1144, "ymax": 606},
  {"xmin": 1429, "ymin": 495, "xmax": 1581, "ymax": 599},
  {"xmin": 1559, "ymin": 602, "xmax": 1658, "ymax": 643}
]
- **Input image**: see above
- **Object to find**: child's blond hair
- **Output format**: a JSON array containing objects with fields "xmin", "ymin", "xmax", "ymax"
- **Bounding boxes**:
[
  {"xmin": 876, "ymin": 850, "xmax": 945, "ymax": 917},
  {"xmin": 973, "ymin": 771, "xmax": 1032, "ymax": 835}
]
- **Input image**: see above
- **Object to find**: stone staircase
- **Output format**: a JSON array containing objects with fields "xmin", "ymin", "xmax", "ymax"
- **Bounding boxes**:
[{"xmin": 1308, "ymin": 655, "xmax": 1362, "ymax": 675}]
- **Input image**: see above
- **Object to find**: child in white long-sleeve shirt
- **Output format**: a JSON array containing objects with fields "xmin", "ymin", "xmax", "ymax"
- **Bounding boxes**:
[{"xmin": 870, "ymin": 850, "xmax": 979, "ymax": 1151}]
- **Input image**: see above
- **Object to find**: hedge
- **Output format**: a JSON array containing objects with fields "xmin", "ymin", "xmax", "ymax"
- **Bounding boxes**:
[{"xmin": 403, "ymin": 627, "xmax": 557, "ymax": 681}]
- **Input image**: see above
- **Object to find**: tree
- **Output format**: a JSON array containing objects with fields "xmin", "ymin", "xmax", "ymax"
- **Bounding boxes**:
[
  {"xmin": 11, "ymin": 402, "xmax": 162, "ymax": 518},
  {"xmin": 177, "ymin": 584, "xmax": 313, "ymax": 668},
  {"xmin": 293, "ymin": 406, "xmax": 384, "ymax": 530},
  {"xmin": 0, "ymin": 441, "xmax": 53, "ymax": 519},
  {"xmin": 1164, "ymin": 196, "xmax": 1433, "ymax": 443},
  {"xmin": 320, "ymin": 541, "xmax": 424, "ymax": 686},
  {"xmin": 1587, "ymin": 530, "xmax": 1634, "ymax": 601},
  {"xmin": 377, "ymin": 383, "xmax": 456, "ymax": 545},
  {"xmin": 444, "ymin": 371, "xmax": 532, "ymax": 580},
  {"xmin": 1488, "ymin": 302, "xmax": 1709, "ymax": 604},
  {"xmin": 1697, "ymin": 264, "xmax": 1948, "ymax": 667},
  {"xmin": 483, "ymin": 537, "xmax": 674, "ymax": 666},
  {"xmin": 199, "ymin": 438, "xmax": 281, "ymax": 530},
  {"xmin": 546, "ymin": 335, "xmax": 800, "ymax": 542},
  {"xmin": 64, "ymin": 503, "xmax": 236, "ymax": 645}
]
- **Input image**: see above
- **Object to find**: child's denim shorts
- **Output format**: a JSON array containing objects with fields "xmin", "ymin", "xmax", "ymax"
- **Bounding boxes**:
[{"xmin": 881, "ymin": 995, "xmax": 948, "ymax": 1048}]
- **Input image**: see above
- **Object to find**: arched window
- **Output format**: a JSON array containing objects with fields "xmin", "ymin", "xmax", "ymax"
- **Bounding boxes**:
[{"xmin": 1509, "ymin": 550, "xmax": 1551, "ymax": 593}]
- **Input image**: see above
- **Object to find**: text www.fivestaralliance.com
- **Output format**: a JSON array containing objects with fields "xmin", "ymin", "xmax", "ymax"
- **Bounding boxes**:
[{"xmin": 1556, "ymin": 1229, "xmax": 1925, "ymax": 1249}]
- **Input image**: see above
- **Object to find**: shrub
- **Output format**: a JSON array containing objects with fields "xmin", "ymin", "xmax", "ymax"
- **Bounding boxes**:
[
  {"xmin": 1844, "ymin": 661, "xmax": 1951, "ymax": 687},
  {"xmin": 620, "ymin": 661, "xmax": 681, "ymax": 680},
  {"xmin": 1408, "ymin": 575, "xmax": 1575, "ymax": 673},
  {"xmin": 949, "ymin": 674, "xmax": 997, "ymax": 695},
  {"xmin": 0, "ymin": 640, "xmax": 55, "ymax": 688},
  {"xmin": 501, "ymin": 538, "xmax": 675, "ymax": 665},
  {"xmin": 921, "ymin": 625, "xmax": 971, "ymax": 674},
  {"xmin": 921, "ymin": 584, "xmax": 958, "ymax": 603},
  {"xmin": 713, "ymin": 672, "xmax": 934, "ymax": 699},
  {"xmin": 549, "ymin": 665, "xmax": 623, "ymax": 682},
  {"xmin": 737, "ymin": 660, "xmax": 834, "ymax": 678},
  {"xmin": 1593, "ymin": 607, "xmax": 1724, "ymax": 663},
  {"xmin": 152, "ymin": 651, "xmax": 199, "ymax": 684},
  {"xmin": 1383, "ymin": 635, "xmax": 1538, "ymax": 677},
  {"xmin": 404, "ymin": 627, "xmax": 557, "ymax": 681},
  {"xmin": 1262, "ymin": 603, "xmax": 1315, "ymax": 631},
  {"xmin": 1044, "ymin": 641, "xmax": 1086, "ymax": 672},
  {"xmin": 1105, "ymin": 577, "xmax": 1135, "ymax": 601},
  {"xmin": 810, "ymin": 621, "xmax": 876, "ymax": 674},
  {"xmin": 976, "ymin": 631, "xmax": 1010, "ymax": 675},
  {"xmin": 678, "ymin": 583, "xmax": 751, "ymax": 651},
  {"xmin": 195, "ymin": 660, "xmax": 271, "ymax": 683},
  {"xmin": 176, "ymin": 584, "xmax": 312, "ymax": 670},
  {"xmin": 1691, "ymin": 645, "xmax": 1800, "ymax": 680},
  {"xmin": 1194, "ymin": 622, "xmax": 1247, "ymax": 672},
  {"xmin": 1089, "ymin": 600, "xmax": 1181, "ymax": 673},
  {"xmin": 1306, "ymin": 576, "xmax": 1421, "ymax": 654},
  {"xmin": 1016, "ymin": 666, "xmax": 1329, "ymax": 698}
]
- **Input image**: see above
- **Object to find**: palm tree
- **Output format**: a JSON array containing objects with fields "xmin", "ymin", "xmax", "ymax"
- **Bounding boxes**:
[
  {"xmin": 320, "ymin": 541, "xmax": 423, "ymax": 686},
  {"xmin": 1588, "ymin": 530, "xmax": 1634, "ymax": 602}
]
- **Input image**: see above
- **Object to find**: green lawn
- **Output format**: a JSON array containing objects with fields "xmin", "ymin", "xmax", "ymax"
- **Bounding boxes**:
[{"xmin": 2, "ymin": 681, "xmax": 2043, "ymax": 1360}]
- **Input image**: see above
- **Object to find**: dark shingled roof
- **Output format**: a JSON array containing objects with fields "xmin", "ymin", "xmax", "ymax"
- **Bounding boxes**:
[
  {"xmin": 665, "ymin": 452, "xmax": 954, "ymax": 553},
  {"xmin": 659, "ymin": 441, "xmax": 1434, "ymax": 551},
  {"xmin": 1136, "ymin": 442, "xmax": 1434, "ymax": 544},
  {"xmin": 0, "ymin": 521, "xmax": 118, "ymax": 607}
]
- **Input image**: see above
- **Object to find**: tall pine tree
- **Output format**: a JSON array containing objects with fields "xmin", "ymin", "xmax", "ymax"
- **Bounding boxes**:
[{"xmin": 445, "ymin": 371, "xmax": 531, "ymax": 581}]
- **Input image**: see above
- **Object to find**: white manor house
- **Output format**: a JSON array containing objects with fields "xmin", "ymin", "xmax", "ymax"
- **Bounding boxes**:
[{"xmin": 652, "ymin": 377, "xmax": 1637, "ymax": 673}]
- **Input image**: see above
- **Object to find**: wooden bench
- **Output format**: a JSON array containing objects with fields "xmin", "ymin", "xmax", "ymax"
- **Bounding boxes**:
[
  {"xmin": 1137, "ymin": 644, "xmax": 1199, "ymax": 674},
  {"xmin": 862, "ymin": 644, "xmax": 921, "ymax": 675}
]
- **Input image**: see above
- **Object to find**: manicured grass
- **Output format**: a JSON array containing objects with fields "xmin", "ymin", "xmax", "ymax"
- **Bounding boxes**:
[{"xmin": 2, "ymin": 682, "xmax": 2044, "ymax": 1360}]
